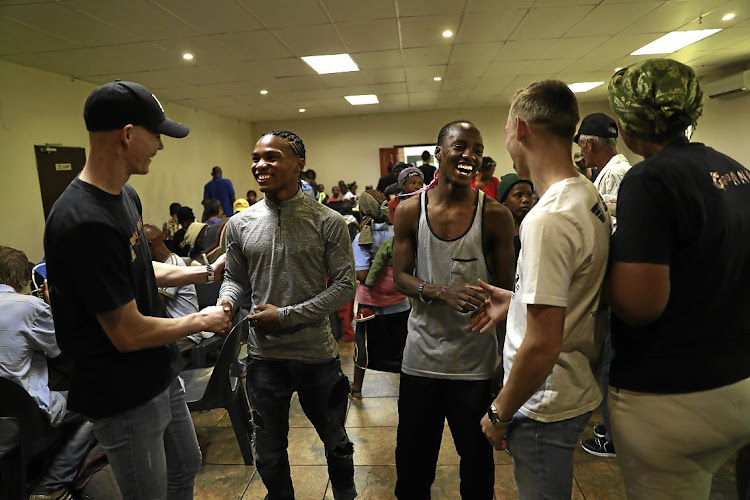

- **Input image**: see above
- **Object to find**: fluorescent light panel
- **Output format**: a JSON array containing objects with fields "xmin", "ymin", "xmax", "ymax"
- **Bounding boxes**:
[
  {"xmin": 301, "ymin": 54, "xmax": 359, "ymax": 74},
  {"xmin": 345, "ymin": 94, "xmax": 379, "ymax": 105},
  {"xmin": 631, "ymin": 29, "xmax": 722, "ymax": 55},
  {"xmin": 569, "ymin": 82, "xmax": 604, "ymax": 93}
]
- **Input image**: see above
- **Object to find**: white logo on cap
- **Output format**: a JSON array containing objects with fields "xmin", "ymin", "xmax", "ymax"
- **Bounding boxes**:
[{"xmin": 151, "ymin": 94, "xmax": 165, "ymax": 113}]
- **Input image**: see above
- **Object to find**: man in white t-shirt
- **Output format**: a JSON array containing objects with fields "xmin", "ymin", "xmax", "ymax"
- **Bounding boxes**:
[{"xmin": 470, "ymin": 79, "xmax": 611, "ymax": 498}]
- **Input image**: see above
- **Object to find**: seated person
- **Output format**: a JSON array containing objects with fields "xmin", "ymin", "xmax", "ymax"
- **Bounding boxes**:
[
  {"xmin": 202, "ymin": 199, "xmax": 226, "ymax": 225},
  {"xmin": 173, "ymin": 206, "xmax": 207, "ymax": 259},
  {"xmin": 143, "ymin": 225, "xmax": 214, "ymax": 351},
  {"xmin": 162, "ymin": 202, "xmax": 181, "ymax": 251},
  {"xmin": 0, "ymin": 246, "xmax": 95, "ymax": 499}
]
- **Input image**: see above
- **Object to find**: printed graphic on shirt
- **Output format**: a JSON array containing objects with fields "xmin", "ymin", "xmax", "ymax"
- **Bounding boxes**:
[
  {"xmin": 710, "ymin": 169, "xmax": 750, "ymax": 190},
  {"xmin": 129, "ymin": 218, "xmax": 143, "ymax": 262}
]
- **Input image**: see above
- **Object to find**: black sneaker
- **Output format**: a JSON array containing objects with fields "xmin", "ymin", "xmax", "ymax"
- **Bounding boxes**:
[
  {"xmin": 593, "ymin": 424, "xmax": 607, "ymax": 438},
  {"xmin": 581, "ymin": 437, "xmax": 616, "ymax": 457}
]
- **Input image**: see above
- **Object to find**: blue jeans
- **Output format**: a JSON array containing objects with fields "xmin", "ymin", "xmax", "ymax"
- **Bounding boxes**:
[
  {"xmin": 245, "ymin": 358, "xmax": 355, "ymax": 500},
  {"xmin": 33, "ymin": 412, "xmax": 95, "ymax": 494},
  {"xmin": 507, "ymin": 411, "xmax": 592, "ymax": 500},
  {"xmin": 92, "ymin": 377, "xmax": 202, "ymax": 500}
]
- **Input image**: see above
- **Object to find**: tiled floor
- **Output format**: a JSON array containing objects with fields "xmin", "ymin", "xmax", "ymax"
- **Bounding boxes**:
[{"xmin": 191, "ymin": 341, "xmax": 739, "ymax": 499}]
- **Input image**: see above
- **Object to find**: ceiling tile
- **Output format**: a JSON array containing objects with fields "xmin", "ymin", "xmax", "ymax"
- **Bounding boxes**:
[
  {"xmin": 400, "ymin": 15, "xmax": 461, "ymax": 48},
  {"xmin": 0, "ymin": 3, "xmax": 138, "ymax": 47},
  {"xmin": 398, "ymin": 0, "xmax": 465, "ymax": 17},
  {"xmin": 65, "ymin": 0, "xmax": 200, "ymax": 40},
  {"xmin": 209, "ymin": 31, "xmax": 295, "ymax": 60},
  {"xmin": 449, "ymin": 42, "xmax": 503, "ymax": 64},
  {"xmin": 273, "ymin": 24, "xmax": 345, "ymax": 56},
  {"xmin": 153, "ymin": 36, "xmax": 240, "ymax": 65},
  {"xmin": 467, "ymin": 0, "xmax": 534, "ymax": 12},
  {"xmin": 0, "ymin": 18, "xmax": 80, "ymax": 55},
  {"xmin": 455, "ymin": 10, "xmax": 528, "ymax": 44},
  {"xmin": 360, "ymin": 67, "xmax": 406, "ymax": 84},
  {"xmin": 238, "ymin": 0, "xmax": 329, "ymax": 28},
  {"xmin": 319, "ymin": 71, "xmax": 368, "ymax": 87},
  {"xmin": 402, "ymin": 46, "xmax": 452, "ymax": 66},
  {"xmin": 493, "ymin": 39, "xmax": 557, "ymax": 61},
  {"xmin": 377, "ymin": 93, "xmax": 409, "ymax": 104},
  {"xmin": 624, "ymin": 0, "xmax": 721, "ymax": 34},
  {"xmin": 269, "ymin": 74, "xmax": 328, "ymax": 91},
  {"xmin": 336, "ymin": 19, "xmax": 399, "ymax": 52},
  {"xmin": 350, "ymin": 50, "xmax": 402, "ymax": 70},
  {"xmin": 511, "ymin": 5, "xmax": 596, "ymax": 40},
  {"xmin": 520, "ymin": 58, "xmax": 579, "ymax": 75},
  {"xmin": 151, "ymin": 0, "xmax": 263, "ymax": 34},
  {"xmin": 407, "ymin": 80, "xmax": 444, "ymax": 92},
  {"xmin": 405, "ymin": 65, "xmax": 448, "ymax": 82},
  {"xmin": 540, "ymin": 36, "xmax": 611, "ymax": 60},
  {"xmin": 440, "ymin": 78, "xmax": 482, "ymax": 90},
  {"xmin": 370, "ymin": 82, "xmax": 408, "ymax": 94},
  {"xmin": 320, "ymin": 0, "xmax": 395, "ymax": 22},
  {"xmin": 444, "ymin": 62, "xmax": 490, "ymax": 80},
  {"xmin": 572, "ymin": 2, "xmax": 662, "ymax": 37},
  {"xmin": 484, "ymin": 60, "xmax": 534, "ymax": 77}
]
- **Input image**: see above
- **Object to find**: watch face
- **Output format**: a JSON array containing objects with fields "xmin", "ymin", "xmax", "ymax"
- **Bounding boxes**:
[{"xmin": 487, "ymin": 406, "xmax": 497, "ymax": 423}]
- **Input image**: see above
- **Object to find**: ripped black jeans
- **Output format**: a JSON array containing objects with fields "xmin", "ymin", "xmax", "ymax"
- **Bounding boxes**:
[{"xmin": 245, "ymin": 357, "xmax": 356, "ymax": 500}]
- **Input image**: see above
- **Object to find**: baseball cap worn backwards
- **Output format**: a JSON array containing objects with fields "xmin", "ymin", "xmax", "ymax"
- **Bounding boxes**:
[{"xmin": 84, "ymin": 80, "xmax": 189, "ymax": 138}]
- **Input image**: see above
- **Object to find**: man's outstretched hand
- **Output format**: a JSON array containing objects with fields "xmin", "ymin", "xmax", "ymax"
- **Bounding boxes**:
[{"xmin": 469, "ymin": 279, "xmax": 512, "ymax": 333}]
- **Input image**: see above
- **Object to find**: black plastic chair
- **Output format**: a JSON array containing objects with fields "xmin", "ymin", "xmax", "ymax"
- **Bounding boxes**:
[
  {"xmin": 189, "ymin": 281, "xmax": 225, "ymax": 368},
  {"xmin": 181, "ymin": 317, "xmax": 254, "ymax": 465},
  {"xmin": 0, "ymin": 377, "xmax": 64, "ymax": 499}
]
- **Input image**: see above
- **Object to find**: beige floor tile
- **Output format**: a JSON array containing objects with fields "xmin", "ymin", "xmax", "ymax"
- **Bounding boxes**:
[
  {"xmin": 346, "ymin": 397, "xmax": 399, "ymax": 427},
  {"xmin": 194, "ymin": 464, "xmax": 252, "ymax": 500},
  {"xmin": 348, "ymin": 427, "xmax": 398, "ymax": 466},
  {"xmin": 324, "ymin": 465, "xmax": 397, "ymax": 500},
  {"xmin": 289, "ymin": 393, "xmax": 315, "ymax": 428},
  {"xmin": 432, "ymin": 465, "xmax": 461, "ymax": 498},
  {"xmin": 286, "ymin": 427, "xmax": 329, "ymax": 465},
  {"xmin": 242, "ymin": 466, "xmax": 329, "ymax": 499},
  {"xmin": 358, "ymin": 372, "xmax": 400, "ymax": 398},
  {"xmin": 196, "ymin": 426, "xmax": 252, "ymax": 466},
  {"xmin": 191, "ymin": 408, "xmax": 227, "ymax": 427},
  {"xmin": 574, "ymin": 461, "xmax": 627, "ymax": 500}
]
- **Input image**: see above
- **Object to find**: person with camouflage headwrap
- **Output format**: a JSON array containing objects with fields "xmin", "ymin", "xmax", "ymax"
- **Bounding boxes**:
[{"xmin": 606, "ymin": 58, "xmax": 750, "ymax": 499}]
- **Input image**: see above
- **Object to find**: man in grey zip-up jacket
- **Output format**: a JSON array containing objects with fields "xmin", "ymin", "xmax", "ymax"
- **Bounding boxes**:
[{"xmin": 219, "ymin": 129, "xmax": 357, "ymax": 500}]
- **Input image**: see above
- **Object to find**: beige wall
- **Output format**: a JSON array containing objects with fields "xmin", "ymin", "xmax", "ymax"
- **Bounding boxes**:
[
  {"xmin": 0, "ymin": 60, "xmax": 256, "ymax": 262},
  {"xmin": 251, "ymin": 100, "xmax": 639, "ymax": 193}
]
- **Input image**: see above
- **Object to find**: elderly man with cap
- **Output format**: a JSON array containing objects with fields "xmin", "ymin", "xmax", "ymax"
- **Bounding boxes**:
[
  {"xmin": 606, "ymin": 59, "xmax": 750, "ymax": 499},
  {"xmin": 44, "ymin": 80, "xmax": 232, "ymax": 499}
]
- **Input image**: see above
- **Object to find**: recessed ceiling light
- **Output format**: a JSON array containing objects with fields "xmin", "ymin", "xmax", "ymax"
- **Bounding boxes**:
[
  {"xmin": 631, "ymin": 29, "xmax": 722, "ymax": 55},
  {"xmin": 259, "ymin": 90, "xmax": 268, "ymax": 95},
  {"xmin": 722, "ymin": 13, "xmax": 736, "ymax": 21},
  {"xmin": 299, "ymin": 108, "xmax": 306, "ymax": 113},
  {"xmin": 568, "ymin": 82, "xmax": 605, "ymax": 93},
  {"xmin": 301, "ymin": 54, "xmax": 359, "ymax": 74},
  {"xmin": 345, "ymin": 94, "xmax": 379, "ymax": 105},
  {"xmin": 182, "ymin": 53, "xmax": 193, "ymax": 60},
  {"xmin": 433, "ymin": 77, "xmax": 442, "ymax": 81},
  {"xmin": 442, "ymin": 30, "xmax": 453, "ymax": 38}
]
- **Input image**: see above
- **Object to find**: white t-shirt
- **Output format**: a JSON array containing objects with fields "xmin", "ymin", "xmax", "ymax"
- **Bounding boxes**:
[{"xmin": 503, "ymin": 175, "xmax": 611, "ymax": 423}]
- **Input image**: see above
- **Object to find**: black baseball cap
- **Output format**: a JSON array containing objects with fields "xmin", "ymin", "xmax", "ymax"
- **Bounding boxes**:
[
  {"xmin": 573, "ymin": 113, "xmax": 618, "ymax": 144},
  {"xmin": 84, "ymin": 80, "xmax": 189, "ymax": 138}
]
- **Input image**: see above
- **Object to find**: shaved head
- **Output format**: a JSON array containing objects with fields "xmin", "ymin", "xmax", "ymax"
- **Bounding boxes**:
[{"xmin": 143, "ymin": 224, "xmax": 162, "ymax": 242}]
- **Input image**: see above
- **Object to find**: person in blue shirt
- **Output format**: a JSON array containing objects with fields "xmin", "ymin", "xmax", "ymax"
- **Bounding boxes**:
[{"xmin": 203, "ymin": 166, "xmax": 235, "ymax": 217}]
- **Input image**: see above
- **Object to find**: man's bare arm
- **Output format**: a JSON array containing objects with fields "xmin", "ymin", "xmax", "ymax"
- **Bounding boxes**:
[
  {"xmin": 152, "ymin": 254, "xmax": 225, "ymax": 287},
  {"xmin": 608, "ymin": 261, "xmax": 670, "ymax": 326},
  {"xmin": 493, "ymin": 304, "xmax": 566, "ymax": 420},
  {"xmin": 97, "ymin": 300, "xmax": 231, "ymax": 352}
]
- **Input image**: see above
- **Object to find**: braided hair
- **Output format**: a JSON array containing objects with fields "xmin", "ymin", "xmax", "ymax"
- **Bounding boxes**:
[{"xmin": 260, "ymin": 130, "xmax": 306, "ymax": 159}]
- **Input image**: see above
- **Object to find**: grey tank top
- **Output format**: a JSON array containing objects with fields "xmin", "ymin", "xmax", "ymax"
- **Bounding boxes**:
[{"xmin": 401, "ymin": 190, "xmax": 498, "ymax": 380}]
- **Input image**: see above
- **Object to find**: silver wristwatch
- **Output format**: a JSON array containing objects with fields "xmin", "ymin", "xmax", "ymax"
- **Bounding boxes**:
[
  {"xmin": 206, "ymin": 264, "xmax": 215, "ymax": 283},
  {"xmin": 487, "ymin": 403, "xmax": 513, "ymax": 427}
]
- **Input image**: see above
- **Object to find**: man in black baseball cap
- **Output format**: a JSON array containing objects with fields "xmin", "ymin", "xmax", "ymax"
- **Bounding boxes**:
[
  {"xmin": 84, "ymin": 80, "xmax": 189, "ymax": 138},
  {"xmin": 44, "ymin": 81, "xmax": 232, "ymax": 498}
]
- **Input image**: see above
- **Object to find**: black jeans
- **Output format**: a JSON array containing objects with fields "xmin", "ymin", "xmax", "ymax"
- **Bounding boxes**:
[
  {"xmin": 395, "ymin": 373, "xmax": 494, "ymax": 499},
  {"xmin": 245, "ymin": 358, "xmax": 355, "ymax": 500}
]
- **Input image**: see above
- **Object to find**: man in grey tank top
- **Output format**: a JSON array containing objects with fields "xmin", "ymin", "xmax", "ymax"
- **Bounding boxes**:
[{"xmin": 392, "ymin": 121, "xmax": 516, "ymax": 499}]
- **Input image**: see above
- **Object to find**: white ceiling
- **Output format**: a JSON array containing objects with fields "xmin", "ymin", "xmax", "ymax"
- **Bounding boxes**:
[{"xmin": 1, "ymin": 0, "xmax": 749, "ymax": 121}]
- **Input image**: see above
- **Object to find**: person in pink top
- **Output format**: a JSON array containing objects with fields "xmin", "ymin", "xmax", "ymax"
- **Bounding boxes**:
[{"xmin": 349, "ymin": 190, "xmax": 410, "ymax": 399}]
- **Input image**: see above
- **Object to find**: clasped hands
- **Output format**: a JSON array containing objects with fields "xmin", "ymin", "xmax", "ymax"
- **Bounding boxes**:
[{"xmin": 438, "ymin": 279, "xmax": 512, "ymax": 334}]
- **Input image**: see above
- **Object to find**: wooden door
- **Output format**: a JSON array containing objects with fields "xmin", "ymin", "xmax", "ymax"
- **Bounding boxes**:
[
  {"xmin": 34, "ymin": 145, "xmax": 86, "ymax": 220},
  {"xmin": 379, "ymin": 147, "xmax": 399, "ymax": 177}
]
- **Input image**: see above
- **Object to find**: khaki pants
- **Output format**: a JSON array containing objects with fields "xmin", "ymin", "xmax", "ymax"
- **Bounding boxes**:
[{"xmin": 609, "ymin": 377, "xmax": 750, "ymax": 500}]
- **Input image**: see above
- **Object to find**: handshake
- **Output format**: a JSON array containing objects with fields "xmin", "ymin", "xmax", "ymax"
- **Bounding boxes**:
[{"xmin": 198, "ymin": 302, "xmax": 233, "ymax": 335}]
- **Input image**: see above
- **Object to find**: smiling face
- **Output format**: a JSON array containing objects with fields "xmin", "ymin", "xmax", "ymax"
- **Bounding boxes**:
[
  {"xmin": 436, "ymin": 123, "xmax": 484, "ymax": 187},
  {"xmin": 251, "ymin": 134, "xmax": 305, "ymax": 202},
  {"xmin": 126, "ymin": 125, "xmax": 163, "ymax": 176}
]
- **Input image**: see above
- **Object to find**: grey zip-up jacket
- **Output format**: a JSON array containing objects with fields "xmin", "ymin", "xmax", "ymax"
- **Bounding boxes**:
[{"xmin": 219, "ymin": 189, "xmax": 356, "ymax": 362}]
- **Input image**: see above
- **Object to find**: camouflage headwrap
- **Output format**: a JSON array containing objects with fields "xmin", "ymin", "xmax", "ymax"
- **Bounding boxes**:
[
  {"xmin": 608, "ymin": 58, "xmax": 703, "ymax": 142},
  {"xmin": 358, "ymin": 189, "xmax": 389, "ymax": 247}
]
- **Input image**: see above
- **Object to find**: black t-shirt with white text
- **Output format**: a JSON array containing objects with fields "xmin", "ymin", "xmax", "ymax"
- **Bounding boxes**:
[
  {"xmin": 44, "ymin": 178, "xmax": 182, "ymax": 418},
  {"xmin": 610, "ymin": 138, "xmax": 750, "ymax": 393}
]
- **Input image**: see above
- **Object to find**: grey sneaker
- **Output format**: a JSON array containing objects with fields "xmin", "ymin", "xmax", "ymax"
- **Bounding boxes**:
[{"xmin": 581, "ymin": 437, "xmax": 616, "ymax": 457}]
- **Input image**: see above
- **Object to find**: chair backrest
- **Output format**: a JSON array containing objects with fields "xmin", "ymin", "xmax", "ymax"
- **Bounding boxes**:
[
  {"xmin": 0, "ymin": 378, "xmax": 54, "ymax": 443},
  {"xmin": 196, "ymin": 316, "xmax": 247, "ymax": 408},
  {"xmin": 195, "ymin": 281, "xmax": 222, "ymax": 309}
]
